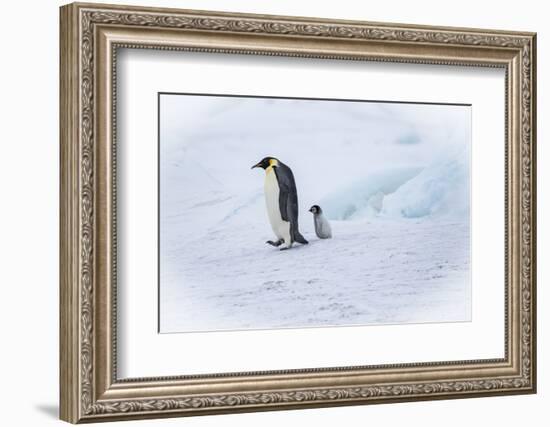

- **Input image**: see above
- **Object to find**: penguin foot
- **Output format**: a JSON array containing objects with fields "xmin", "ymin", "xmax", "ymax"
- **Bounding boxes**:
[{"xmin": 266, "ymin": 239, "xmax": 283, "ymax": 247}]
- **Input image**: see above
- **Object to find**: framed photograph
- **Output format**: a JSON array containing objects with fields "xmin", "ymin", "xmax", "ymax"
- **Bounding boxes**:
[{"xmin": 60, "ymin": 2, "xmax": 537, "ymax": 423}]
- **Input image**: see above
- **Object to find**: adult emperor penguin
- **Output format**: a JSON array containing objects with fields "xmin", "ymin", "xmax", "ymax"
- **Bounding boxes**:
[{"xmin": 252, "ymin": 157, "xmax": 308, "ymax": 250}]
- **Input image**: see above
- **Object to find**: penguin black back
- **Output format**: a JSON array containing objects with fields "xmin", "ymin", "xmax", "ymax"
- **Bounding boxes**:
[{"xmin": 273, "ymin": 162, "xmax": 308, "ymax": 245}]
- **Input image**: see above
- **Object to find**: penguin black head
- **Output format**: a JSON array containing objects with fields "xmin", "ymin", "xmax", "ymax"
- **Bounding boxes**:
[
  {"xmin": 309, "ymin": 205, "xmax": 322, "ymax": 214},
  {"xmin": 251, "ymin": 157, "xmax": 279, "ymax": 170}
]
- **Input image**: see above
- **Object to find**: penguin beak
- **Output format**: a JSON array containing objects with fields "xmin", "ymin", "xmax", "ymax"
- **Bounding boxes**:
[{"xmin": 251, "ymin": 162, "xmax": 261, "ymax": 169}]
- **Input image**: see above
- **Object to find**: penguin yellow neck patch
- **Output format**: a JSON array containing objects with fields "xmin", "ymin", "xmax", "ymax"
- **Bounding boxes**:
[{"xmin": 266, "ymin": 158, "xmax": 278, "ymax": 173}]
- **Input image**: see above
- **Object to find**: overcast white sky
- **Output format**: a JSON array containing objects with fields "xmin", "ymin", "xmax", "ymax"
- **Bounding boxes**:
[
  {"xmin": 160, "ymin": 94, "xmax": 470, "ymax": 158},
  {"xmin": 159, "ymin": 93, "xmax": 471, "ymax": 204}
]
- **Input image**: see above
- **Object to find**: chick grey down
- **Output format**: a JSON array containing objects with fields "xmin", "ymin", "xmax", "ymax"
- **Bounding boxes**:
[{"xmin": 309, "ymin": 205, "xmax": 332, "ymax": 239}]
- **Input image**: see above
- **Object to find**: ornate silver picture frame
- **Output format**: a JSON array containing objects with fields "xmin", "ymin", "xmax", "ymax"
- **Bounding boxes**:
[{"xmin": 60, "ymin": 2, "xmax": 536, "ymax": 423}]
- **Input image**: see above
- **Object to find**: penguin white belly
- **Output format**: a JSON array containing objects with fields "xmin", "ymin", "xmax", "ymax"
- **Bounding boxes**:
[
  {"xmin": 264, "ymin": 169, "xmax": 291, "ymax": 243},
  {"xmin": 315, "ymin": 215, "xmax": 332, "ymax": 239}
]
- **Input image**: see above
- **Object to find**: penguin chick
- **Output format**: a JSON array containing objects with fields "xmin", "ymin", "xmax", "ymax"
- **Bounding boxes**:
[{"xmin": 309, "ymin": 205, "xmax": 332, "ymax": 239}]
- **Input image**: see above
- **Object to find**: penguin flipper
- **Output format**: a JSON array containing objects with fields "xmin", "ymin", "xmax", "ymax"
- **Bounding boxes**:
[
  {"xmin": 276, "ymin": 183, "xmax": 292, "ymax": 223},
  {"xmin": 274, "ymin": 165, "xmax": 307, "ymax": 245},
  {"xmin": 274, "ymin": 165, "xmax": 298, "ymax": 222}
]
